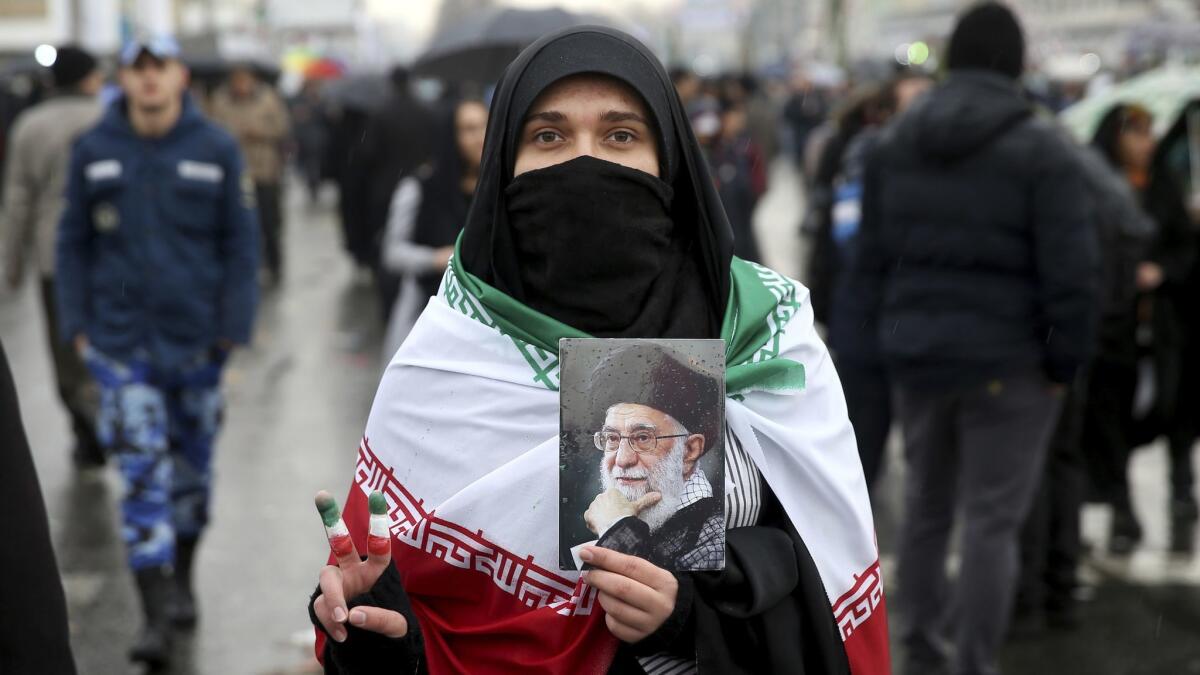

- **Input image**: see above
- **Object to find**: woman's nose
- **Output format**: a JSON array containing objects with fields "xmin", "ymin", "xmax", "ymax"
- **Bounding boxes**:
[{"xmin": 572, "ymin": 134, "xmax": 599, "ymax": 161}]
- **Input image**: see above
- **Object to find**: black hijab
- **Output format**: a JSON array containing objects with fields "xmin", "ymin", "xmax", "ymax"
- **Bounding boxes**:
[{"xmin": 458, "ymin": 26, "xmax": 734, "ymax": 339}]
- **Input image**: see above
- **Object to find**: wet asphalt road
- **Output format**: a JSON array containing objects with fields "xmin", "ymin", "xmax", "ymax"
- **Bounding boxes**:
[{"xmin": 2, "ymin": 165, "xmax": 1200, "ymax": 674}]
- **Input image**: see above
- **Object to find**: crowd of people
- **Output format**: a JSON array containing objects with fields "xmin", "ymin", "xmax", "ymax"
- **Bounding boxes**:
[
  {"xmin": 0, "ymin": 2, "xmax": 1198, "ymax": 674},
  {"xmin": 800, "ymin": 4, "xmax": 1199, "ymax": 675}
]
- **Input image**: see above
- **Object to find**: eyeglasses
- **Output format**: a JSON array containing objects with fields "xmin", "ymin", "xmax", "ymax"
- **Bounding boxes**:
[{"xmin": 593, "ymin": 429, "xmax": 688, "ymax": 454}]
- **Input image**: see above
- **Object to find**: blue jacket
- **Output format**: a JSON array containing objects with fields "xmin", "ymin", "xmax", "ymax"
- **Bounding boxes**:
[{"xmin": 56, "ymin": 95, "xmax": 258, "ymax": 369}]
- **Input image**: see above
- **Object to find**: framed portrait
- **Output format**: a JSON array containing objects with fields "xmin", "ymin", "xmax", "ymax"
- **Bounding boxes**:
[{"xmin": 559, "ymin": 338, "xmax": 725, "ymax": 572}]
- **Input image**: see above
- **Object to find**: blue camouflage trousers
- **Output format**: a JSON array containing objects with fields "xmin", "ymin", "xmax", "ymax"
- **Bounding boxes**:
[{"xmin": 83, "ymin": 346, "xmax": 226, "ymax": 571}]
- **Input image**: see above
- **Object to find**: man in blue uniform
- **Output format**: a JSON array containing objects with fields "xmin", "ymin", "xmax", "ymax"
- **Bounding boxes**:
[{"xmin": 56, "ymin": 35, "xmax": 258, "ymax": 668}]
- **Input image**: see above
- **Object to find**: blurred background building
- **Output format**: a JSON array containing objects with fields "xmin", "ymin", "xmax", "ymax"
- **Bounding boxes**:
[{"xmin": 1, "ymin": 0, "xmax": 1197, "ymax": 89}]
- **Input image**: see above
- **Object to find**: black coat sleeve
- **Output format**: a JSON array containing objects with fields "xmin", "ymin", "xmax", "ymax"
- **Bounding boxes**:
[
  {"xmin": 308, "ymin": 562, "xmax": 425, "ymax": 674},
  {"xmin": 1145, "ymin": 172, "xmax": 1196, "ymax": 286},
  {"xmin": 687, "ymin": 489, "xmax": 851, "ymax": 675},
  {"xmin": 613, "ymin": 488, "xmax": 851, "ymax": 674},
  {"xmin": 0, "ymin": 341, "xmax": 78, "ymax": 675}
]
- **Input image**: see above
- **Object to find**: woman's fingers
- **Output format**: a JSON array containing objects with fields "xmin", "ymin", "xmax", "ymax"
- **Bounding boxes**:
[
  {"xmin": 365, "ymin": 491, "xmax": 393, "ymax": 575},
  {"xmin": 604, "ymin": 613, "xmax": 644, "ymax": 643},
  {"xmin": 315, "ymin": 490, "xmax": 362, "ymax": 568},
  {"xmin": 596, "ymin": 590, "xmax": 656, "ymax": 632},
  {"xmin": 583, "ymin": 568, "xmax": 663, "ymax": 616},
  {"xmin": 347, "ymin": 606, "xmax": 409, "ymax": 638},
  {"xmin": 318, "ymin": 565, "xmax": 350, "ymax": 632},
  {"xmin": 313, "ymin": 594, "xmax": 348, "ymax": 643},
  {"xmin": 582, "ymin": 545, "xmax": 674, "ymax": 591}
]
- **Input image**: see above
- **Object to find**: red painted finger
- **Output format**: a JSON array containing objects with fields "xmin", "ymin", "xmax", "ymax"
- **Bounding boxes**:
[
  {"xmin": 316, "ymin": 490, "xmax": 361, "ymax": 567},
  {"xmin": 365, "ymin": 491, "xmax": 393, "ymax": 572}
]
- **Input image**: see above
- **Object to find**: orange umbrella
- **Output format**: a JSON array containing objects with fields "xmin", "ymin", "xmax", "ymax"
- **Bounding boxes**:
[{"xmin": 304, "ymin": 58, "xmax": 345, "ymax": 80}]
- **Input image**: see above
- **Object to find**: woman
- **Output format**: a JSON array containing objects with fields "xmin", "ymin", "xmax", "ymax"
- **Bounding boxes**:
[
  {"xmin": 380, "ymin": 99, "xmax": 487, "ymax": 359},
  {"xmin": 1154, "ymin": 108, "xmax": 1200, "ymax": 551},
  {"xmin": 308, "ymin": 27, "xmax": 886, "ymax": 674},
  {"xmin": 1084, "ymin": 104, "xmax": 1196, "ymax": 554}
]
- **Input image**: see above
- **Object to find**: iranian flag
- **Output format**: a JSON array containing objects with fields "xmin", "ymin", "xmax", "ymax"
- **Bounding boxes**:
[{"xmin": 316, "ymin": 253, "xmax": 890, "ymax": 674}]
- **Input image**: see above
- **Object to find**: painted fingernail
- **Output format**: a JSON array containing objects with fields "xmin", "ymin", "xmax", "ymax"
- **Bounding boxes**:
[
  {"xmin": 316, "ymin": 491, "xmax": 353, "ymax": 558},
  {"xmin": 350, "ymin": 610, "xmax": 367, "ymax": 626},
  {"xmin": 333, "ymin": 606, "xmax": 347, "ymax": 623},
  {"xmin": 579, "ymin": 548, "xmax": 594, "ymax": 562},
  {"xmin": 368, "ymin": 491, "xmax": 391, "ymax": 556}
]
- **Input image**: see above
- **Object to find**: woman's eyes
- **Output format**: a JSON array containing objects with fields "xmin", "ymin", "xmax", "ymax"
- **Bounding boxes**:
[{"xmin": 529, "ymin": 129, "xmax": 638, "ymax": 146}]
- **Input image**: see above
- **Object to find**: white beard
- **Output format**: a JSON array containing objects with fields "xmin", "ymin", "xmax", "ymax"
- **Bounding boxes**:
[{"xmin": 600, "ymin": 441, "xmax": 687, "ymax": 533}]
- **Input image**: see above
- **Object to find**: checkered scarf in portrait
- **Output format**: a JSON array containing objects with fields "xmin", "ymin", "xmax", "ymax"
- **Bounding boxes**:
[{"xmin": 314, "ymin": 253, "xmax": 890, "ymax": 674}]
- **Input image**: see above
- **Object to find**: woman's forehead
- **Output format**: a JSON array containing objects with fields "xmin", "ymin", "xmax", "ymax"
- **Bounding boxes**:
[{"xmin": 524, "ymin": 74, "xmax": 651, "ymax": 121}]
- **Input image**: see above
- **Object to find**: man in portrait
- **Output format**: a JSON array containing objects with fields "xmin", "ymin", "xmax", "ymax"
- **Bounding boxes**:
[{"xmin": 575, "ymin": 343, "xmax": 724, "ymax": 571}]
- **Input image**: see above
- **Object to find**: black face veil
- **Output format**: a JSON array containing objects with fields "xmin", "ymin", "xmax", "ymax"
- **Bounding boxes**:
[{"xmin": 458, "ymin": 26, "xmax": 734, "ymax": 339}]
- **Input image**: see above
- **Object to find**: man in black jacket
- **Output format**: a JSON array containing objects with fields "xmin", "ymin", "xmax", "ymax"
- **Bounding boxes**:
[{"xmin": 853, "ymin": 4, "xmax": 1099, "ymax": 674}]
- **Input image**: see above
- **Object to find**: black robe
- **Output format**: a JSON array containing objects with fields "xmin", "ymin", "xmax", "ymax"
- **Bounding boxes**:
[{"xmin": 0, "ymin": 341, "xmax": 78, "ymax": 675}]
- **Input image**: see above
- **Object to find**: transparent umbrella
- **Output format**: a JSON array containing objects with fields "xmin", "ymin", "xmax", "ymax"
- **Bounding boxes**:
[{"xmin": 1059, "ymin": 64, "xmax": 1200, "ymax": 142}]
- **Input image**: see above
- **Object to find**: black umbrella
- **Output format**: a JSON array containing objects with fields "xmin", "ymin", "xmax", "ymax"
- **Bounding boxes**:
[
  {"xmin": 184, "ymin": 57, "xmax": 281, "ymax": 87},
  {"xmin": 414, "ymin": 7, "xmax": 618, "ymax": 83}
]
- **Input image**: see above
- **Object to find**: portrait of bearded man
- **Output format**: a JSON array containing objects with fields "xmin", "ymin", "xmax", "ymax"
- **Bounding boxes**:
[{"xmin": 565, "ymin": 340, "xmax": 725, "ymax": 572}]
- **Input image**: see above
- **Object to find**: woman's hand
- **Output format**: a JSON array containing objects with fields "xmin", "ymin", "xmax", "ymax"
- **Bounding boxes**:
[
  {"xmin": 1137, "ymin": 262, "xmax": 1164, "ymax": 291},
  {"xmin": 580, "ymin": 546, "xmax": 677, "ymax": 643},
  {"xmin": 312, "ymin": 495, "xmax": 407, "ymax": 643}
]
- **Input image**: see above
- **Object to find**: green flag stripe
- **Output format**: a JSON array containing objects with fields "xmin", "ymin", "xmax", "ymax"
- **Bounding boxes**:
[{"xmin": 443, "ymin": 235, "xmax": 806, "ymax": 393}]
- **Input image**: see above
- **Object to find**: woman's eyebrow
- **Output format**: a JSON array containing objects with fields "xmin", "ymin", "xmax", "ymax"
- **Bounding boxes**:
[
  {"xmin": 524, "ymin": 110, "xmax": 566, "ymax": 123},
  {"xmin": 600, "ymin": 110, "xmax": 648, "ymax": 125}
]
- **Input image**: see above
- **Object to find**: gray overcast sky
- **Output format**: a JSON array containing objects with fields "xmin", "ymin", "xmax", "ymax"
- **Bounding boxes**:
[{"xmin": 364, "ymin": 0, "xmax": 677, "ymax": 44}]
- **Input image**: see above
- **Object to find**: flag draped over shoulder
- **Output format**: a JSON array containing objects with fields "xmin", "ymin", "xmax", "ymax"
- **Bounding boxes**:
[{"xmin": 315, "ymin": 250, "xmax": 890, "ymax": 674}]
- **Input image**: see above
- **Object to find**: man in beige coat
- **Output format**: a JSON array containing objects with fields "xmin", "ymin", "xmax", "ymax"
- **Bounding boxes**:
[
  {"xmin": 2, "ymin": 45, "xmax": 104, "ymax": 466},
  {"xmin": 210, "ymin": 64, "xmax": 290, "ymax": 284}
]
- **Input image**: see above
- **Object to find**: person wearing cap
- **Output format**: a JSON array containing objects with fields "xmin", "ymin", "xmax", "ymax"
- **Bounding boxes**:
[
  {"xmin": 852, "ymin": 3, "xmax": 1098, "ymax": 674},
  {"xmin": 575, "ymin": 343, "xmax": 726, "ymax": 572},
  {"xmin": 210, "ymin": 63, "xmax": 291, "ymax": 285},
  {"xmin": 2, "ymin": 44, "xmax": 104, "ymax": 467},
  {"xmin": 55, "ymin": 35, "xmax": 258, "ymax": 668}
]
